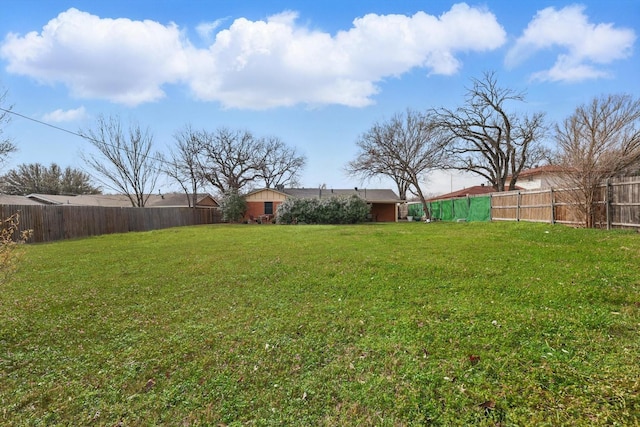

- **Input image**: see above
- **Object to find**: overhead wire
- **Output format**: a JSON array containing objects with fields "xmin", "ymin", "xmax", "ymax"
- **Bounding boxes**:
[{"xmin": 0, "ymin": 106, "xmax": 178, "ymax": 170}]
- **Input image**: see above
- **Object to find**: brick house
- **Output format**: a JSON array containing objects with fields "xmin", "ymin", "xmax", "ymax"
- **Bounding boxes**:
[{"xmin": 244, "ymin": 187, "xmax": 401, "ymax": 222}]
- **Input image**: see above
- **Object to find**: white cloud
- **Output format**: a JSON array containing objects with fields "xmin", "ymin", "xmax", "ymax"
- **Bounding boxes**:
[
  {"xmin": 1, "ymin": 4, "xmax": 506, "ymax": 109},
  {"xmin": 42, "ymin": 106, "xmax": 87, "ymax": 122},
  {"xmin": 1, "ymin": 8, "xmax": 190, "ymax": 106},
  {"xmin": 506, "ymin": 5, "xmax": 635, "ymax": 83},
  {"xmin": 196, "ymin": 18, "xmax": 226, "ymax": 43}
]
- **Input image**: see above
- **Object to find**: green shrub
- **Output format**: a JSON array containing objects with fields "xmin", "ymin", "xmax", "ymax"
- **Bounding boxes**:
[
  {"xmin": 220, "ymin": 191, "xmax": 247, "ymax": 223},
  {"xmin": 276, "ymin": 195, "xmax": 370, "ymax": 224}
]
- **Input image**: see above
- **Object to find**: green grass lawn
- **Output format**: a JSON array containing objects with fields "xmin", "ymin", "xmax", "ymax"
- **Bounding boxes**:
[{"xmin": 1, "ymin": 222, "xmax": 639, "ymax": 426}]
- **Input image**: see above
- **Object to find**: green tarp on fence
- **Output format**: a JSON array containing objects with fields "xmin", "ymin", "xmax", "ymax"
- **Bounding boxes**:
[
  {"xmin": 467, "ymin": 196, "xmax": 491, "ymax": 222},
  {"xmin": 407, "ymin": 203, "xmax": 424, "ymax": 218},
  {"xmin": 424, "ymin": 195, "xmax": 490, "ymax": 222},
  {"xmin": 453, "ymin": 198, "xmax": 469, "ymax": 221},
  {"xmin": 428, "ymin": 200, "xmax": 441, "ymax": 220}
]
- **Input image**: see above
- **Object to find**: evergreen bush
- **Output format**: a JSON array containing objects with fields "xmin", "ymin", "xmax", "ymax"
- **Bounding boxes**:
[
  {"xmin": 220, "ymin": 191, "xmax": 247, "ymax": 223},
  {"xmin": 276, "ymin": 195, "xmax": 369, "ymax": 224}
]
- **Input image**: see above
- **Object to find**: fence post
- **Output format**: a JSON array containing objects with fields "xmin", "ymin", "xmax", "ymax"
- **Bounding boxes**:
[
  {"xmin": 489, "ymin": 194, "xmax": 493, "ymax": 221},
  {"xmin": 550, "ymin": 188, "xmax": 555, "ymax": 224},
  {"xmin": 516, "ymin": 191, "xmax": 521, "ymax": 221},
  {"xmin": 605, "ymin": 179, "xmax": 611, "ymax": 230}
]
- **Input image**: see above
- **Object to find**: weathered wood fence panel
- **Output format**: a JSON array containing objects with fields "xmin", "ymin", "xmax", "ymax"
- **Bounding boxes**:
[
  {"xmin": 489, "ymin": 177, "xmax": 640, "ymax": 229},
  {"xmin": 0, "ymin": 205, "xmax": 222, "ymax": 243},
  {"xmin": 491, "ymin": 190, "xmax": 555, "ymax": 223},
  {"xmin": 609, "ymin": 177, "xmax": 640, "ymax": 228}
]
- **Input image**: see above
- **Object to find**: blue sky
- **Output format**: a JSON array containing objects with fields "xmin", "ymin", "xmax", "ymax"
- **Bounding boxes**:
[{"xmin": 1, "ymin": 0, "xmax": 638, "ymax": 195}]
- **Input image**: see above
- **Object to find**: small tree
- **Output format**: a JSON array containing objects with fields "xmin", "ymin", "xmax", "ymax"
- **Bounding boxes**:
[
  {"xmin": 220, "ymin": 191, "xmax": 247, "ymax": 223},
  {"xmin": 554, "ymin": 94, "xmax": 640, "ymax": 227},
  {"xmin": 165, "ymin": 125, "xmax": 205, "ymax": 208}
]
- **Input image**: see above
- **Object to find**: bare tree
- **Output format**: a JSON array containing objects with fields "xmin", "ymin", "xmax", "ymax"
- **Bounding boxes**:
[
  {"xmin": 432, "ymin": 71, "xmax": 547, "ymax": 191},
  {"xmin": 256, "ymin": 136, "xmax": 306, "ymax": 189},
  {"xmin": 80, "ymin": 115, "xmax": 161, "ymax": 207},
  {"xmin": 165, "ymin": 124, "xmax": 206, "ymax": 207},
  {"xmin": 0, "ymin": 163, "xmax": 100, "ymax": 195},
  {"xmin": 346, "ymin": 109, "xmax": 444, "ymax": 215},
  {"xmin": 168, "ymin": 126, "xmax": 307, "ymax": 196},
  {"xmin": 197, "ymin": 127, "xmax": 261, "ymax": 194},
  {"xmin": 554, "ymin": 94, "xmax": 640, "ymax": 227},
  {"xmin": 0, "ymin": 86, "xmax": 17, "ymax": 169}
]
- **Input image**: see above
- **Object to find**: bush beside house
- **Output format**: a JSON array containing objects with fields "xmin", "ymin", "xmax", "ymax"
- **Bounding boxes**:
[
  {"xmin": 220, "ymin": 191, "xmax": 247, "ymax": 223},
  {"xmin": 276, "ymin": 195, "xmax": 370, "ymax": 224}
]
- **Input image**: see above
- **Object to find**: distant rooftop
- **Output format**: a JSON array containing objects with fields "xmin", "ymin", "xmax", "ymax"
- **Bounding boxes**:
[
  {"xmin": 280, "ymin": 187, "xmax": 400, "ymax": 203},
  {"xmin": 24, "ymin": 193, "xmax": 218, "ymax": 208},
  {"xmin": 426, "ymin": 185, "xmax": 498, "ymax": 202}
]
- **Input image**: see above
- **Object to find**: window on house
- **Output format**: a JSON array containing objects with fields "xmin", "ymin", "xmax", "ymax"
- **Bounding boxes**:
[{"xmin": 264, "ymin": 202, "xmax": 273, "ymax": 215}]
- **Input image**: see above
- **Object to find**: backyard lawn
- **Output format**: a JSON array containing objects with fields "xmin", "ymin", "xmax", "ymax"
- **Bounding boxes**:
[{"xmin": 1, "ymin": 222, "xmax": 639, "ymax": 426}]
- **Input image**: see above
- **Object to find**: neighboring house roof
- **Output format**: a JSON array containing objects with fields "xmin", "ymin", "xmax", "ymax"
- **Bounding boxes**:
[
  {"xmin": 25, "ymin": 193, "xmax": 218, "ymax": 208},
  {"xmin": 281, "ymin": 188, "xmax": 401, "ymax": 203},
  {"xmin": 27, "ymin": 194, "xmax": 132, "ymax": 206},
  {"xmin": 516, "ymin": 165, "xmax": 565, "ymax": 178},
  {"xmin": 145, "ymin": 193, "xmax": 219, "ymax": 208},
  {"xmin": 0, "ymin": 194, "xmax": 43, "ymax": 205},
  {"xmin": 510, "ymin": 165, "xmax": 569, "ymax": 190},
  {"xmin": 426, "ymin": 185, "xmax": 498, "ymax": 202}
]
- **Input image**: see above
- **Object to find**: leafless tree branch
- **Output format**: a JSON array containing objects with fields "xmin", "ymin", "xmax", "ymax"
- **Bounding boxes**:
[
  {"xmin": 554, "ymin": 93, "xmax": 640, "ymax": 227},
  {"xmin": 0, "ymin": 87, "xmax": 18, "ymax": 170},
  {"xmin": 432, "ymin": 71, "xmax": 548, "ymax": 191},
  {"xmin": 80, "ymin": 115, "xmax": 161, "ymax": 207},
  {"xmin": 346, "ymin": 109, "xmax": 445, "ymax": 214}
]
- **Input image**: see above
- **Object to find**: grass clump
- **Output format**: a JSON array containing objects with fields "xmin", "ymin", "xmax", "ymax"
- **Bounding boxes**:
[
  {"xmin": 1, "ymin": 222, "xmax": 639, "ymax": 425},
  {"xmin": 0, "ymin": 213, "xmax": 32, "ymax": 283}
]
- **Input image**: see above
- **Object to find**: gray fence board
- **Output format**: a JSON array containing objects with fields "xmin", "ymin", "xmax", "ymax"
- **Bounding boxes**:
[{"xmin": 0, "ymin": 205, "xmax": 222, "ymax": 243}]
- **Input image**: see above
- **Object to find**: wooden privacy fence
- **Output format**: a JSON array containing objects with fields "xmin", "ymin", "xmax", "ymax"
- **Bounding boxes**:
[
  {"xmin": 490, "ymin": 177, "xmax": 640, "ymax": 229},
  {"xmin": 0, "ymin": 205, "xmax": 222, "ymax": 243}
]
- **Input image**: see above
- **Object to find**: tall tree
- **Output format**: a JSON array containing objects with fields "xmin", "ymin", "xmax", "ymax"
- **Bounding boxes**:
[
  {"xmin": 0, "ymin": 86, "xmax": 18, "ymax": 169},
  {"xmin": 197, "ymin": 127, "xmax": 260, "ymax": 194},
  {"xmin": 165, "ymin": 124, "xmax": 206, "ymax": 208},
  {"xmin": 194, "ymin": 127, "xmax": 306, "ymax": 195},
  {"xmin": 80, "ymin": 115, "xmax": 160, "ymax": 207},
  {"xmin": 256, "ymin": 136, "xmax": 306, "ymax": 189},
  {"xmin": 0, "ymin": 163, "xmax": 100, "ymax": 195},
  {"xmin": 554, "ymin": 94, "xmax": 640, "ymax": 227},
  {"xmin": 59, "ymin": 165, "xmax": 102, "ymax": 195},
  {"xmin": 346, "ymin": 109, "xmax": 444, "ymax": 214},
  {"xmin": 432, "ymin": 71, "xmax": 547, "ymax": 191}
]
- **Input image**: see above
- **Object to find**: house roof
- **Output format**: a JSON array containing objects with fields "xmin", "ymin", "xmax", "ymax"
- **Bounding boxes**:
[
  {"xmin": 25, "ymin": 193, "xmax": 218, "ymax": 208},
  {"xmin": 0, "ymin": 194, "xmax": 43, "ymax": 205},
  {"xmin": 145, "ymin": 193, "xmax": 219, "ymax": 208},
  {"xmin": 281, "ymin": 188, "xmax": 401, "ymax": 203},
  {"xmin": 426, "ymin": 185, "xmax": 497, "ymax": 202},
  {"xmin": 517, "ymin": 165, "xmax": 565, "ymax": 178},
  {"xmin": 27, "ymin": 193, "xmax": 132, "ymax": 206}
]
